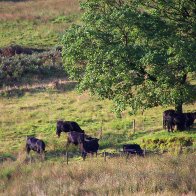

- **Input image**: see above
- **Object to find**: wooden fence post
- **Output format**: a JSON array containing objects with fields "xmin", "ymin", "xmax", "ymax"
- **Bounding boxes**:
[
  {"xmin": 143, "ymin": 116, "xmax": 145, "ymax": 131},
  {"xmin": 133, "ymin": 119, "xmax": 135, "ymax": 133},
  {"xmin": 66, "ymin": 151, "xmax": 69, "ymax": 165},
  {"xmin": 104, "ymin": 150, "xmax": 106, "ymax": 162},
  {"xmin": 144, "ymin": 149, "xmax": 146, "ymax": 157}
]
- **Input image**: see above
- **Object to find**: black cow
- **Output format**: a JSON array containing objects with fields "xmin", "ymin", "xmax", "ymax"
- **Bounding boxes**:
[
  {"xmin": 163, "ymin": 109, "xmax": 176, "ymax": 129},
  {"xmin": 163, "ymin": 110, "xmax": 196, "ymax": 132},
  {"xmin": 163, "ymin": 109, "xmax": 185, "ymax": 132},
  {"xmin": 165, "ymin": 114, "xmax": 175, "ymax": 132},
  {"xmin": 79, "ymin": 136, "xmax": 99, "ymax": 160},
  {"xmin": 65, "ymin": 131, "xmax": 99, "ymax": 160},
  {"xmin": 123, "ymin": 144, "xmax": 144, "ymax": 156},
  {"xmin": 183, "ymin": 112, "xmax": 196, "ymax": 130},
  {"xmin": 66, "ymin": 131, "xmax": 84, "ymax": 147},
  {"xmin": 173, "ymin": 113, "xmax": 186, "ymax": 131},
  {"xmin": 26, "ymin": 137, "xmax": 46, "ymax": 160},
  {"xmin": 56, "ymin": 120, "xmax": 84, "ymax": 137}
]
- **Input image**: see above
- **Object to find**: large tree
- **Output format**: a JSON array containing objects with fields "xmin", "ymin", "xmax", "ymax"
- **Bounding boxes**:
[{"xmin": 62, "ymin": 0, "xmax": 196, "ymax": 114}]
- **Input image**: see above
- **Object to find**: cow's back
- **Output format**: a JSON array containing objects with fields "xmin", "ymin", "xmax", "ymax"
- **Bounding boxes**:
[
  {"xmin": 67, "ymin": 131, "xmax": 84, "ymax": 145},
  {"xmin": 83, "ymin": 139, "xmax": 99, "ymax": 153},
  {"xmin": 26, "ymin": 137, "xmax": 45, "ymax": 153},
  {"xmin": 123, "ymin": 144, "xmax": 143, "ymax": 155}
]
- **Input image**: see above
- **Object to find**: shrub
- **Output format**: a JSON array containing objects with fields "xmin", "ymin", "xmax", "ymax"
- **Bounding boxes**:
[
  {"xmin": 142, "ymin": 136, "xmax": 193, "ymax": 152},
  {"xmin": 0, "ymin": 47, "xmax": 64, "ymax": 87}
]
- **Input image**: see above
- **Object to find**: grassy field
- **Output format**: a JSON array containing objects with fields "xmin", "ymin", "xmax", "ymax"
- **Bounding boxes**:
[
  {"xmin": 0, "ymin": 152, "xmax": 196, "ymax": 195},
  {"xmin": 0, "ymin": 80, "xmax": 195, "ymax": 156},
  {"xmin": 0, "ymin": 0, "xmax": 81, "ymax": 48}
]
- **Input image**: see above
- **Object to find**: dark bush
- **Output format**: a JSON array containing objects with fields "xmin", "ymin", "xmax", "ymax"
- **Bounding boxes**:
[{"xmin": 0, "ymin": 47, "xmax": 64, "ymax": 87}]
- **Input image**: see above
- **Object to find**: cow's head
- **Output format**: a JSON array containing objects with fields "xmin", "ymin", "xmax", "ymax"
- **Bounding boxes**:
[{"xmin": 56, "ymin": 120, "xmax": 64, "ymax": 137}]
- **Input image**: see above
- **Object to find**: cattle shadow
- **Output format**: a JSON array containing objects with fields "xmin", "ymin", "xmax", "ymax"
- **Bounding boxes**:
[
  {"xmin": 45, "ymin": 149, "xmax": 81, "ymax": 160},
  {"xmin": 99, "ymin": 129, "xmax": 163, "ymax": 150}
]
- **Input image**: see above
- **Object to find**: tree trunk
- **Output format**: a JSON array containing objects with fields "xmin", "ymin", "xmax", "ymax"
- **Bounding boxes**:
[
  {"xmin": 175, "ymin": 102, "xmax": 183, "ymax": 113},
  {"xmin": 175, "ymin": 102, "xmax": 184, "ymax": 131}
]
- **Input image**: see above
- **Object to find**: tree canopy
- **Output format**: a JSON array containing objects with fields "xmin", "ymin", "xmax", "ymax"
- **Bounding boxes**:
[{"xmin": 62, "ymin": 0, "xmax": 196, "ymax": 114}]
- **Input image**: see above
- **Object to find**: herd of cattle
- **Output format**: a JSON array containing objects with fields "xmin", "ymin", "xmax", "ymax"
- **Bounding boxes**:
[
  {"xmin": 163, "ymin": 109, "xmax": 196, "ymax": 132},
  {"xmin": 26, "ymin": 109, "xmax": 196, "ymax": 160}
]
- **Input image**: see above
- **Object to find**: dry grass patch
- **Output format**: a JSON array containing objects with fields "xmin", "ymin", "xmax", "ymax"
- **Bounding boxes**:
[
  {"xmin": 0, "ymin": 154, "xmax": 196, "ymax": 195},
  {"xmin": 0, "ymin": 0, "xmax": 80, "ymax": 21}
]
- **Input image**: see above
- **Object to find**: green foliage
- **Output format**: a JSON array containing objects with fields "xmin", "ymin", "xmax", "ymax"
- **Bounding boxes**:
[
  {"xmin": 142, "ymin": 136, "xmax": 193, "ymax": 152},
  {"xmin": 62, "ymin": 0, "xmax": 196, "ymax": 113}
]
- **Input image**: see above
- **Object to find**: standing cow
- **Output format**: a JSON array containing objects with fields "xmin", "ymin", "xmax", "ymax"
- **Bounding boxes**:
[
  {"xmin": 163, "ymin": 110, "xmax": 196, "ymax": 131},
  {"xmin": 163, "ymin": 109, "xmax": 176, "ymax": 130},
  {"xmin": 26, "ymin": 136, "xmax": 46, "ymax": 161},
  {"xmin": 65, "ymin": 131, "xmax": 99, "ymax": 160},
  {"xmin": 79, "ymin": 135, "xmax": 99, "ymax": 160},
  {"xmin": 183, "ymin": 112, "xmax": 196, "ymax": 130},
  {"xmin": 56, "ymin": 120, "xmax": 84, "ymax": 137}
]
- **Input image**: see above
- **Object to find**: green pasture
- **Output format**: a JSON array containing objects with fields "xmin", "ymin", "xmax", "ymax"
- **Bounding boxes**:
[
  {"xmin": 0, "ymin": 0, "xmax": 81, "ymax": 48},
  {"xmin": 0, "ymin": 83, "xmax": 195, "ymax": 157},
  {"xmin": 0, "ymin": 1, "xmax": 195, "ymax": 195},
  {"xmin": 0, "ymin": 16, "xmax": 80, "ymax": 48}
]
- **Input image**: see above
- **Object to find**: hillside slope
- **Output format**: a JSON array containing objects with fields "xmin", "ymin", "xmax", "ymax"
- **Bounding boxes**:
[{"xmin": 0, "ymin": 81, "xmax": 195, "ymax": 157}]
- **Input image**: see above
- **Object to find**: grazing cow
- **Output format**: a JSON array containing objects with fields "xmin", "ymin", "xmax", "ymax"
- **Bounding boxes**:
[
  {"xmin": 65, "ymin": 131, "xmax": 99, "ymax": 160},
  {"xmin": 66, "ymin": 131, "xmax": 84, "ymax": 148},
  {"xmin": 56, "ymin": 120, "xmax": 84, "ymax": 137},
  {"xmin": 26, "ymin": 137, "xmax": 46, "ymax": 160},
  {"xmin": 79, "ymin": 136, "xmax": 99, "ymax": 160},
  {"xmin": 163, "ymin": 109, "xmax": 176, "ymax": 129},
  {"xmin": 123, "ymin": 144, "xmax": 144, "ymax": 156}
]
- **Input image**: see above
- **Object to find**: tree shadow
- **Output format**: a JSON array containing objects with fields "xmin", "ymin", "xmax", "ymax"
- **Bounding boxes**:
[{"xmin": 0, "ymin": 81, "xmax": 77, "ymax": 98}]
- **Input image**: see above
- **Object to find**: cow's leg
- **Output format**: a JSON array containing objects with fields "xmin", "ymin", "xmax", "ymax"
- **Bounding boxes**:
[
  {"xmin": 82, "ymin": 152, "xmax": 87, "ymax": 161},
  {"xmin": 167, "ymin": 124, "xmax": 170, "ymax": 132},
  {"xmin": 26, "ymin": 145, "xmax": 31, "ymax": 162},
  {"xmin": 40, "ymin": 150, "xmax": 45, "ymax": 161},
  {"xmin": 171, "ymin": 124, "xmax": 174, "ymax": 132}
]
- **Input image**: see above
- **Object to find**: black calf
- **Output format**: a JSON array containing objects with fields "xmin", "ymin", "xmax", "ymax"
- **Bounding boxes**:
[
  {"xmin": 123, "ymin": 144, "xmax": 144, "ymax": 156},
  {"xmin": 79, "ymin": 135, "xmax": 99, "ymax": 160},
  {"xmin": 26, "ymin": 137, "xmax": 46, "ymax": 160},
  {"xmin": 163, "ymin": 109, "xmax": 176, "ymax": 129}
]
